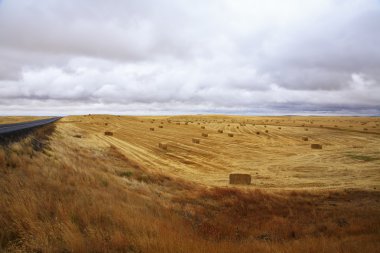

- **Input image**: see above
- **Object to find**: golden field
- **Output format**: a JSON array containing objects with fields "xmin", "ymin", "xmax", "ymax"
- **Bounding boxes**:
[
  {"xmin": 0, "ymin": 116, "xmax": 49, "ymax": 124},
  {"xmin": 0, "ymin": 114, "xmax": 379, "ymax": 252},
  {"xmin": 63, "ymin": 114, "xmax": 380, "ymax": 189}
]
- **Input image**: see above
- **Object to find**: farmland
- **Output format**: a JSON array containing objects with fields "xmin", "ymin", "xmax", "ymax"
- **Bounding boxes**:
[
  {"xmin": 62, "ymin": 115, "xmax": 380, "ymax": 189},
  {"xmin": 0, "ymin": 115, "xmax": 379, "ymax": 252}
]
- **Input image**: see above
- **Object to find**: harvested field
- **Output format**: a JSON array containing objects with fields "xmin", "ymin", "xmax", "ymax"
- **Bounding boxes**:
[
  {"xmin": 1, "ymin": 114, "xmax": 379, "ymax": 253},
  {"xmin": 0, "ymin": 116, "xmax": 49, "ymax": 124},
  {"xmin": 56, "ymin": 115, "xmax": 380, "ymax": 189}
]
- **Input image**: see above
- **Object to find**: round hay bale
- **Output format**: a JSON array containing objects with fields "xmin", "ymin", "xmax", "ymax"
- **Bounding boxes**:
[
  {"xmin": 218, "ymin": 129, "xmax": 223, "ymax": 133},
  {"xmin": 159, "ymin": 125, "xmax": 163, "ymax": 128},
  {"xmin": 229, "ymin": 173, "xmax": 251, "ymax": 185},
  {"xmin": 104, "ymin": 131, "xmax": 113, "ymax": 136},
  {"xmin": 150, "ymin": 128, "xmax": 155, "ymax": 131},
  {"xmin": 265, "ymin": 130, "xmax": 268, "ymax": 133},
  {"xmin": 201, "ymin": 133, "xmax": 208, "ymax": 137},
  {"xmin": 192, "ymin": 138, "xmax": 200, "ymax": 144},
  {"xmin": 256, "ymin": 131, "xmax": 260, "ymax": 135},
  {"xmin": 302, "ymin": 136, "xmax": 308, "ymax": 141},
  {"xmin": 311, "ymin": 144, "xmax": 322, "ymax": 149},
  {"xmin": 228, "ymin": 133, "xmax": 234, "ymax": 137}
]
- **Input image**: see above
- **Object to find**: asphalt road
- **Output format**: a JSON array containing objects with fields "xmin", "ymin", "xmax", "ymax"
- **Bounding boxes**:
[{"xmin": 0, "ymin": 117, "xmax": 62, "ymax": 135}]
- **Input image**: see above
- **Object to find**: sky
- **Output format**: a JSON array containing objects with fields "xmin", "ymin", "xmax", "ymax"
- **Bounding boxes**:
[{"xmin": 0, "ymin": 0, "xmax": 379, "ymax": 116}]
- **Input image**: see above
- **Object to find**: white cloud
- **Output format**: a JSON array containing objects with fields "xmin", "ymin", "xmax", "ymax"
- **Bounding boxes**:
[{"xmin": 0, "ymin": 0, "xmax": 379, "ymax": 115}]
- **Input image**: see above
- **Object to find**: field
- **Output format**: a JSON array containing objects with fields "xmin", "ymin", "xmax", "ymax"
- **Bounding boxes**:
[
  {"xmin": 1, "ymin": 115, "xmax": 380, "ymax": 252},
  {"xmin": 62, "ymin": 115, "xmax": 380, "ymax": 189},
  {"xmin": 0, "ymin": 116, "xmax": 49, "ymax": 124}
]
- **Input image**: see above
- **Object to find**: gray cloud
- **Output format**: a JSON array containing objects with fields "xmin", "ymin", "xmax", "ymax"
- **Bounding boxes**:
[{"xmin": 0, "ymin": 0, "xmax": 379, "ymax": 115}]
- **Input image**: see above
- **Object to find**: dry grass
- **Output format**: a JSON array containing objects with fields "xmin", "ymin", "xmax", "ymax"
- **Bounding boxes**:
[
  {"xmin": 0, "ymin": 115, "xmax": 380, "ymax": 252},
  {"xmin": 0, "ymin": 116, "xmax": 49, "ymax": 124}
]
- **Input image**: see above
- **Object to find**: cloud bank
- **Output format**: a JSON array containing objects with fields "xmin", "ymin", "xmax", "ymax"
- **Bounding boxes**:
[{"xmin": 0, "ymin": 0, "xmax": 379, "ymax": 115}]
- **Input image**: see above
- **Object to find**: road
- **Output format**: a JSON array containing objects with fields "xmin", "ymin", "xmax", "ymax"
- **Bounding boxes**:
[{"xmin": 0, "ymin": 117, "xmax": 62, "ymax": 135}]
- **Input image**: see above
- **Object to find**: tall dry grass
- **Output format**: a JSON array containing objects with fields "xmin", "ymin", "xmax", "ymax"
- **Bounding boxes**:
[{"xmin": 0, "ymin": 124, "xmax": 379, "ymax": 252}]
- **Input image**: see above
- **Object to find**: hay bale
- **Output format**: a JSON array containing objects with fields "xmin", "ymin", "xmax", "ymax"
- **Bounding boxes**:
[
  {"xmin": 201, "ymin": 133, "xmax": 208, "ymax": 137},
  {"xmin": 218, "ymin": 130, "xmax": 223, "ymax": 133},
  {"xmin": 265, "ymin": 130, "xmax": 268, "ymax": 133},
  {"xmin": 104, "ymin": 131, "xmax": 113, "ymax": 136},
  {"xmin": 105, "ymin": 123, "xmax": 108, "ymax": 126},
  {"xmin": 192, "ymin": 138, "xmax": 200, "ymax": 144},
  {"xmin": 201, "ymin": 126, "xmax": 205, "ymax": 129},
  {"xmin": 229, "ymin": 173, "xmax": 251, "ymax": 185},
  {"xmin": 256, "ymin": 131, "xmax": 260, "ymax": 135},
  {"xmin": 305, "ymin": 128, "xmax": 308, "ymax": 131},
  {"xmin": 228, "ymin": 133, "xmax": 234, "ymax": 137},
  {"xmin": 311, "ymin": 144, "xmax": 322, "ymax": 149},
  {"xmin": 150, "ymin": 128, "xmax": 155, "ymax": 131},
  {"xmin": 73, "ymin": 134, "xmax": 82, "ymax": 138},
  {"xmin": 302, "ymin": 136, "xmax": 308, "ymax": 141},
  {"xmin": 159, "ymin": 125, "xmax": 163, "ymax": 128},
  {"xmin": 278, "ymin": 127, "xmax": 281, "ymax": 129},
  {"xmin": 159, "ymin": 142, "xmax": 168, "ymax": 150}
]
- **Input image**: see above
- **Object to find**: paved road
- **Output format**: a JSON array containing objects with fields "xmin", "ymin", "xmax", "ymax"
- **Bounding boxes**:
[{"xmin": 0, "ymin": 117, "xmax": 62, "ymax": 135}]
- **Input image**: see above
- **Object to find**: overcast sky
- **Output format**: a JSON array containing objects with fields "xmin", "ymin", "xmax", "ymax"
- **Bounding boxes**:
[{"xmin": 0, "ymin": 0, "xmax": 379, "ymax": 116}]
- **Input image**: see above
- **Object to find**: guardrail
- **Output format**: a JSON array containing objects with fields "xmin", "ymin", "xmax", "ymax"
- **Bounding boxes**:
[{"xmin": 0, "ymin": 117, "xmax": 62, "ymax": 135}]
